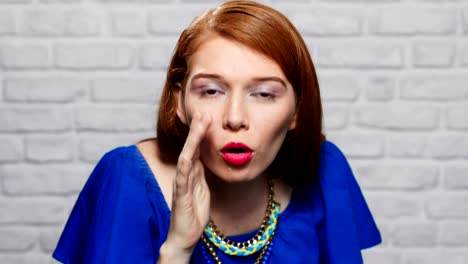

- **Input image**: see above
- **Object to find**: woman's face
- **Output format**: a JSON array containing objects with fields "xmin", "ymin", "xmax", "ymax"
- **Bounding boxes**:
[{"xmin": 177, "ymin": 34, "xmax": 296, "ymax": 183}]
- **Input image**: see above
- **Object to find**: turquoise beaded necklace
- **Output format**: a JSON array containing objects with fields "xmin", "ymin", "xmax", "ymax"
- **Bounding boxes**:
[{"xmin": 201, "ymin": 179, "xmax": 279, "ymax": 263}]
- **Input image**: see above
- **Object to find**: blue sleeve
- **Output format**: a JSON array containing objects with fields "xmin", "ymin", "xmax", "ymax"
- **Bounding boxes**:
[
  {"xmin": 53, "ymin": 146, "xmax": 166, "ymax": 264},
  {"xmin": 52, "ymin": 150, "xmax": 114, "ymax": 263},
  {"xmin": 319, "ymin": 141, "xmax": 381, "ymax": 264}
]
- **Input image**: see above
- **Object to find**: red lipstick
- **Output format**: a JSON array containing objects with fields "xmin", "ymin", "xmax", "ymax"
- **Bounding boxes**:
[{"xmin": 221, "ymin": 142, "xmax": 253, "ymax": 166}]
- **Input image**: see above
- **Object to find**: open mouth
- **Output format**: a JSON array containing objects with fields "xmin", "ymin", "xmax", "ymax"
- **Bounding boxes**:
[
  {"xmin": 221, "ymin": 142, "xmax": 253, "ymax": 166},
  {"xmin": 224, "ymin": 147, "xmax": 249, "ymax": 153}
]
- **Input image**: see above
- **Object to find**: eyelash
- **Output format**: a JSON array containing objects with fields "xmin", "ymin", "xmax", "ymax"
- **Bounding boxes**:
[
  {"xmin": 252, "ymin": 91, "xmax": 275, "ymax": 100},
  {"xmin": 197, "ymin": 85, "xmax": 277, "ymax": 101},
  {"xmin": 200, "ymin": 86, "xmax": 224, "ymax": 97}
]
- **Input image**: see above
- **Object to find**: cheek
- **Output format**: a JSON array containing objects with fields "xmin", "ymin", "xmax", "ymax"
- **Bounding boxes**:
[
  {"xmin": 199, "ymin": 126, "xmax": 219, "ymax": 166},
  {"xmin": 183, "ymin": 97, "xmax": 223, "ymax": 124},
  {"xmin": 255, "ymin": 106, "xmax": 295, "ymax": 135}
]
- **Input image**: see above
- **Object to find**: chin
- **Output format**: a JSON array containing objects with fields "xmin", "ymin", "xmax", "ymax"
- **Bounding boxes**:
[{"xmin": 204, "ymin": 164, "xmax": 265, "ymax": 184}]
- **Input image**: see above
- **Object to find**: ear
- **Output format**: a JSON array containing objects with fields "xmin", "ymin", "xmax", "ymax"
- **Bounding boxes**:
[
  {"xmin": 288, "ymin": 112, "xmax": 297, "ymax": 130},
  {"xmin": 175, "ymin": 86, "xmax": 188, "ymax": 125}
]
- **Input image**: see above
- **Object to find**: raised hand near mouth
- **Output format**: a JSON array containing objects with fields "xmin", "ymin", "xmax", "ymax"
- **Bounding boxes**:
[{"xmin": 158, "ymin": 112, "xmax": 212, "ymax": 264}]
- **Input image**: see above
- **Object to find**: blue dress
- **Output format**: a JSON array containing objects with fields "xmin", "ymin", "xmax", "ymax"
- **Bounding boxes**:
[{"xmin": 53, "ymin": 141, "xmax": 381, "ymax": 263}]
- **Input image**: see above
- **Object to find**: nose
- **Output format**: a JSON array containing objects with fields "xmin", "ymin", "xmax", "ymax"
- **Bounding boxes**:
[{"xmin": 222, "ymin": 95, "xmax": 248, "ymax": 131}]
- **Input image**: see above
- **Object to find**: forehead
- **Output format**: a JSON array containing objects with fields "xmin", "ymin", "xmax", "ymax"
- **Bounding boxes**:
[{"xmin": 186, "ymin": 34, "xmax": 287, "ymax": 82}]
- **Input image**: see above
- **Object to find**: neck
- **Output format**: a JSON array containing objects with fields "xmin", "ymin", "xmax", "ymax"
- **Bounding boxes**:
[{"xmin": 206, "ymin": 172, "xmax": 270, "ymax": 236}]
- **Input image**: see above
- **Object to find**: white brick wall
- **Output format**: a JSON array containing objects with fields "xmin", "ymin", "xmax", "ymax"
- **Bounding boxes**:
[{"xmin": 0, "ymin": 0, "xmax": 467, "ymax": 263}]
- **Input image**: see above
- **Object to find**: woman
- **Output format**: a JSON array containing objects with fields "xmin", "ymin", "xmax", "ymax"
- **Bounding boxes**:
[{"xmin": 53, "ymin": 1, "xmax": 381, "ymax": 263}]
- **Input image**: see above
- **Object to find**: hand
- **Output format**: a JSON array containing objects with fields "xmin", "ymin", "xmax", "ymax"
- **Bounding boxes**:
[{"xmin": 159, "ymin": 112, "xmax": 212, "ymax": 262}]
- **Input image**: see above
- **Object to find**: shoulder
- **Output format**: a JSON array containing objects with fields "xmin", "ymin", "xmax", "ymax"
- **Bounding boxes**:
[
  {"xmin": 318, "ymin": 142, "xmax": 383, "ymax": 255},
  {"xmin": 93, "ymin": 145, "xmax": 134, "ymax": 169},
  {"xmin": 320, "ymin": 140, "xmax": 347, "ymax": 161},
  {"xmin": 318, "ymin": 140, "xmax": 353, "ymax": 189},
  {"xmin": 81, "ymin": 145, "xmax": 141, "ymax": 198},
  {"xmin": 137, "ymin": 138, "xmax": 176, "ymax": 210}
]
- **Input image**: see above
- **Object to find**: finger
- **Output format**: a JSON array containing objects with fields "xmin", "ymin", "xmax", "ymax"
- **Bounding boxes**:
[
  {"xmin": 179, "ymin": 112, "xmax": 211, "ymax": 164},
  {"xmin": 176, "ymin": 113, "xmax": 211, "ymax": 196},
  {"xmin": 192, "ymin": 161, "xmax": 210, "ymax": 224}
]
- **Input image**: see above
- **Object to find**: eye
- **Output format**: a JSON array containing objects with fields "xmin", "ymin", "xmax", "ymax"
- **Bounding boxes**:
[
  {"xmin": 205, "ymin": 89, "xmax": 219, "ymax": 95},
  {"xmin": 199, "ymin": 83, "xmax": 225, "ymax": 97},
  {"xmin": 257, "ymin": 92, "xmax": 273, "ymax": 98},
  {"xmin": 252, "ymin": 89, "xmax": 276, "ymax": 101}
]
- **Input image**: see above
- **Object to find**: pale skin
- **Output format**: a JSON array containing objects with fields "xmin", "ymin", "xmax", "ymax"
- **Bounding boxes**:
[{"xmin": 138, "ymin": 33, "xmax": 295, "ymax": 263}]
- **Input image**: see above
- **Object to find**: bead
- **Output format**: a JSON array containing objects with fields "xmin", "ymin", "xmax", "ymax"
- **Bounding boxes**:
[{"xmin": 202, "ymin": 179, "xmax": 279, "ymax": 262}]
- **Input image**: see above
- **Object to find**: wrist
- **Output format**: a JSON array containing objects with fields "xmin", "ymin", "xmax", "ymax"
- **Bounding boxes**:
[{"xmin": 158, "ymin": 240, "xmax": 193, "ymax": 264}]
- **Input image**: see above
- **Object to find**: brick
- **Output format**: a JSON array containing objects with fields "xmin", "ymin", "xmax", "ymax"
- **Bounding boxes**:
[
  {"xmin": 0, "ymin": 0, "xmax": 31, "ymax": 3},
  {"xmin": 389, "ymin": 135, "xmax": 426, "ymax": 158},
  {"xmin": 55, "ymin": 43, "xmax": 134, "ymax": 70},
  {"xmin": 91, "ymin": 76, "xmax": 163, "ymax": 103},
  {"xmin": 21, "ymin": 8, "xmax": 100, "ymax": 36},
  {"xmin": 426, "ymin": 194, "xmax": 468, "ymax": 219},
  {"xmin": 1, "ymin": 164, "xmax": 90, "ymax": 195},
  {"xmin": 327, "ymin": 133, "xmax": 385, "ymax": 158},
  {"xmin": 0, "ymin": 10, "xmax": 15, "ymax": 35},
  {"xmin": 405, "ymin": 249, "xmax": 468, "ymax": 264},
  {"xmin": 413, "ymin": 42, "xmax": 454, "ymax": 67},
  {"xmin": 75, "ymin": 105, "xmax": 154, "ymax": 132},
  {"xmin": 4, "ymin": 77, "xmax": 88, "ymax": 103},
  {"xmin": 366, "ymin": 76, "xmax": 395, "ymax": 102},
  {"xmin": 375, "ymin": 221, "xmax": 393, "ymax": 247},
  {"xmin": 427, "ymin": 134, "xmax": 468, "ymax": 159},
  {"xmin": 0, "ymin": 136, "xmax": 22, "ymax": 162},
  {"xmin": 0, "ymin": 75, "xmax": 3, "ymax": 101},
  {"xmin": 65, "ymin": 9, "xmax": 100, "ymax": 36},
  {"xmin": 447, "ymin": 105, "xmax": 468, "ymax": 130},
  {"xmin": 271, "ymin": 0, "xmax": 308, "ymax": 2},
  {"xmin": 79, "ymin": 133, "xmax": 151, "ymax": 163},
  {"xmin": 316, "ymin": 42, "xmax": 402, "ymax": 68},
  {"xmin": 409, "ymin": 0, "xmax": 463, "ymax": 1},
  {"xmin": 400, "ymin": 75, "xmax": 468, "ymax": 101},
  {"xmin": 319, "ymin": 74, "xmax": 360, "ymax": 101},
  {"xmin": 354, "ymin": 104, "xmax": 438, "ymax": 130},
  {"xmin": 366, "ymin": 194, "xmax": 421, "ymax": 218},
  {"xmin": 40, "ymin": 0, "xmax": 81, "ymax": 2},
  {"xmin": 440, "ymin": 221, "xmax": 468, "ymax": 246},
  {"xmin": 179, "ymin": 0, "xmax": 226, "ymax": 2},
  {"xmin": 0, "ymin": 253, "xmax": 52, "ymax": 264},
  {"xmin": 0, "ymin": 198, "xmax": 66, "ymax": 224},
  {"xmin": 285, "ymin": 8, "xmax": 362, "ymax": 36},
  {"xmin": 362, "ymin": 249, "xmax": 402, "ymax": 264},
  {"xmin": 393, "ymin": 221, "xmax": 438, "ymax": 247},
  {"xmin": 0, "ymin": 44, "xmax": 49, "ymax": 70},
  {"xmin": 444, "ymin": 164, "xmax": 468, "ymax": 189},
  {"xmin": 462, "ymin": 43, "xmax": 468, "ymax": 66},
  {"xmin": 355, "ymin": 165, "xmax": 438, "ymax": 191},
  {"xmin": 20, "ymin": 9, "xmax": 64, "ymax": 36},
  {"xmin": 320, "ymin": 0, "xmax": 399, "ymax": 1},
  {"xmin": 25, "ymin": 135, "xmax": 74, "ymax": 162},
  {"xmin": 322, "ymin": 104, "xmax": 349, "ymax": 131},
  {"xmin": 0, "ymin": 227, "xmax": 36, "ymax": 251},
  {"xmin": 463, "ymin": 9, "xmax": 468, "ymax": 35},
  {"xmin": 148, "ymin": 6, "xmax": 208, "ymax": 35},
  {"xmin": 39, "ymin": 227, "xmax": 62, "ymax": 252},
  {"xmin": 139, "ymin": 42, "xmax": 175, "ymax": 70},
  {"xmin": 0, "ymin": 106, "xmax": 72, "ymax": 132},
  {"xmin": 97, "ymin": 0, "xmax": 170, "ymax": 2},
  {"xmin": 371, "ymin": 8, "xmax": 456, "ymax": 35},
  {"xmin": 111, "ymin": 10, "xmax": 145, "ymax": 37}
]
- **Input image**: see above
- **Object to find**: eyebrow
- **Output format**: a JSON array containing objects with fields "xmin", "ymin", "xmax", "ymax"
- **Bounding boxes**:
[{"xmin": 190, "ymin": 73, "xmax": 288, "ymax": 88}]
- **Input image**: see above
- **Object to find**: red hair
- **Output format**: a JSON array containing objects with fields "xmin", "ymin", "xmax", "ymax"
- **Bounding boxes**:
[{"xmin": 156, "ymin": 0, "xmax": 325, "ymax": 187}]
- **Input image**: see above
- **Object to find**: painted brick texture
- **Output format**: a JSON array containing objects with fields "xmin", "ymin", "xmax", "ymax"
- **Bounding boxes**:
[{"xmin": 0, "ymin": 1, "xmax": 467, "ymax": 263}]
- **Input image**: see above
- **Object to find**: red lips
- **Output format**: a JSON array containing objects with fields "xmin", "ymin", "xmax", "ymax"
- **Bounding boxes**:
[{"xmin": 221, "ymin": 142, "xmax": 253, "ymax": 166}]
